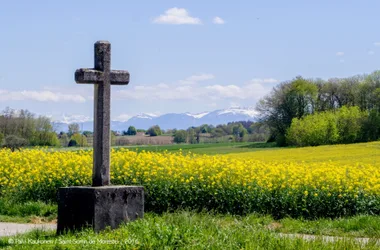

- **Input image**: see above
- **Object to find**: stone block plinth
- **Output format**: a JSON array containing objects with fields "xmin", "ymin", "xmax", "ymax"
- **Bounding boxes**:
[{"xmin": 57, "ymin": 186, "xmax": 144, "ymax": 234}]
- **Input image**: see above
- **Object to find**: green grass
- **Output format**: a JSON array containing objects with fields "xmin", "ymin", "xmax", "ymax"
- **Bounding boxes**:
[
  {"xmin": 0, "ymin": 215, "xmax": 55, "ymax": 224},
  {"xmin": 46, "ymin": 142, "xmax": 277, "ymax": 155},
  {"xmin": 0, "ymin": 199, "xmax": 56, "ymax": 219},
  {"xmin": 1, "ymin": 212, "xmax": 379, "ymax": 249},
  {"xmin": 275, "ymin": 215, "xmax": 380, "ymax": 238},
  {"xmin": 0, "ymin": 199, "xmax": 380, "ymax": 239},
  {"xmin": 114, "ymin": 142, "xmax": 277, "ymax": 155}
]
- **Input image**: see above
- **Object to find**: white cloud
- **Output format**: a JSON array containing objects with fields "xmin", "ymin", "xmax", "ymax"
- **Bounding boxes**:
[
  {"xmin": 157, "ymin": 83, "xmax": 169, "ymax": 88},
  {"xmin": 374, "ymin": 42, "xmax": 380, "ymax": 46},
  {"xmin": 250, "ymin": 78, "xmax": 278, "ymax": 84},
  {"xmin": 0, "ymin": 90, "xmax": 86, "ymax": 103},
  {"xmin": 153, "ymin": 8, "xmax": 202, "ymax": 25},
  {"xmin": 114, "ymin": 78, "xmax": 276, "ymax": 101},
  {"xmin": 368, "ymin": 50, "xmax": 375, "ymax": 55},
  {"xmin": 187, "ymin": 74, "xmax": 215, "ymax": 82},
  {"xmin": 179, "ymin": 73, "xmax": 215, "ymax": 85},
  {"xmin": 114, "ymin": 114, "xmax": 132, "ymax": 122},
  {"xmin": 336, "ymin": 52, "xmax": 344, "ymax": 56},
  {"xmin": 213, "ymin": 16, "xmax": 225, "ymax": 24}
]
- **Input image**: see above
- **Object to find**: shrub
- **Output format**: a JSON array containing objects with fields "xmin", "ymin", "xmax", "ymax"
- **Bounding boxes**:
[
  {"xmin": 173, "ymin": 130, "xmax": 187, "ymax": 143},
  {"xmin": 67, "ymin": 139, "xmax": 78, "ymax": 147},
  {"xmin": 286, "ymin": 106, "xmax": 366, "ymax": 147},
  {"xmin": 2, "ymin": 135, "xmax": 28, "ymax": 152},
  {"xmin": 126, "ymin": 126, "xmax": 137, "ymax": 136},
  {"xmin": 70, "ymin": 133, "xmax": 88, "ymax": 147},
  {"xmin": 147, "ymin": 125, "xmax": 162, "ymax": 136},
  {"xmin": 336, "ymin": 106, "xmax": 366, "ymax": 143},
  {"xmin": 287, "ymin": 111, "xmax": 339, "ymax": 146}
]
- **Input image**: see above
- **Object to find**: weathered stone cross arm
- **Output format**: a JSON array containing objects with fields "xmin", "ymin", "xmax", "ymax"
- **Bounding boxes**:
[{"xmin": 75, "ymin": 68, "xmax": 130, "ymax": 85}]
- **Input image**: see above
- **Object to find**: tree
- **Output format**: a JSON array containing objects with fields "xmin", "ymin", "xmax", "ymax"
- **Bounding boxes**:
[
  {"xmin": 31, "ymin": 116, "xmax": 60, "ymax": 146},
  {"xmin": 186, "ymin": 128, "xmax": 197, "ymax": 144},
  {"xmin": 68, "ymin": 139, "xmax": 78, "ymax": 147},
  {"xmin": 82, "ymin": 131, "xmax": 93, "ymax": 137},
  {"xmin": 360, "ymin": 110, "xmax": 380, "ymax": 141},
  {"xmin": 68, "ymin": 123, "xmax": 80, "ymax": 137},
  {"xmin": 257, "ymin": 76, "xmax": 318, "ymax": 146},
  {"xmin": 111, "ymin": 131, "xmax": 116, "ymax": 146},
  {"xmin": 286, "ymin": 106, "xmax": 366, "ymax": 146},
  {"xmin": 232, "ymin": 123, "xmax": 247, "ymax": 142},
  {"xmin": 126, "ymin": 126, "xmax": 137, "ymax": 135},
  {"xmin": 59, "ymin": 133, "xmax": 69, "ymax": 147},
  {"xmin": 71, "ymin": 133, "xmax": 88, "ymax": 147},
  {"xmin": 336, "ymin": 106, "xmax": 366, "ymax": 143},
  {"xmin": 147, "ymin": 125, "xmax": 162, "ymax": 136},
  {"xmin": 173, "ymin": 130, "xmax": 187, "ymax": 143},
  {"xmin": 2, "ymin": 135, "xmax": 28, "ymax": 152},
  {"xmin": 286, "ymin": 111, "xmax": 339, "ymax": 146}
]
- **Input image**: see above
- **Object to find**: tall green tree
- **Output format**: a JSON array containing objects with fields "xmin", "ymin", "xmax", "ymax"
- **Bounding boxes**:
[
  {"xmin": 126, "ymin": 126, "xmax": 137, "ymax": 135},
  {"xmin": 173, "ymin": 130, "xmax": 187, "ymax": 143},
  {"xmin": 257, "ymin": 76, "xmax": 317, "ymax": 146},
  {"xmin": 147, "ymin": 125, "xmax": 162, "ymax": 136},
  {"xmin": 68, "ymin": 123, "xmax": 80, "ymax": 137}
]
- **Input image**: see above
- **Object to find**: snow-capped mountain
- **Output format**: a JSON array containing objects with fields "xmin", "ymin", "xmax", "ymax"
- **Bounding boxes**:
[{"xmin": 53, "ymin": 107, "xmax": 258, "ymax": 132}]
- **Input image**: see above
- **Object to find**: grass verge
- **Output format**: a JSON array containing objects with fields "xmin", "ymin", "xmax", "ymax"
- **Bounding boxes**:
[
  {"xmin": 0, "ymin": 199, "xmax": 56, "ymax": 219},
  {"xmin": 1, "ymin": 212, "xmax": 379, "ymax": 249},
  {"xmin": 0, "ymin": 199, "xmax": 379, "ymax": 238}
]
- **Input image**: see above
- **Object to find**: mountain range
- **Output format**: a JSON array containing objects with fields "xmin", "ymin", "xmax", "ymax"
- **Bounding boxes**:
[{"xmin": 53, "ymin": 107, "xmax": 258, "ymax": 132}]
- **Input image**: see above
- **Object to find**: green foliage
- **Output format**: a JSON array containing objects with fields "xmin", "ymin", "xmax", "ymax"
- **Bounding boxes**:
[
  {"xmin": 2, "ymin": 212, "xmax": 379, "ymax": 249},
  {"xmin": 111, "ymin": 131, "xmax": 116, "ymax": 146},
  {"xmin": 336, "ymin": 106, "xmax": 366, "ymax": 143},
  {"xmin": 287, "ymin": 106, "xmax": 367, "ymax": 146},
  {"xmin": 257, "ymin": 77, "xmax": 318, "ymax": 146},
  {"xmin": 58, "ymin": 133, "xmax": 69, "ymax": 147},
  {"xmin": 186, "ymin": 128, "xmax": 197, "ymax": 144},
  {"xmin": 360, "ymin": 110, "xmax": 380, "ymax": 141},
  {"xmin": 0, "ymin": 132, "xmax": 3, "ymax": 144},
  {"xmin": 82, "ymin": 131, "xmax": 93, "ymax": 137},
  {"xmin": 0, "ymin": 198, "xmax": 56, "ymax": 218},
  {"xmin": 67, "ymin": 139, "xmax": 78, "ymax": 147},
  {"xmin": 67, "ymin": 123, "xmax": 80, "ymax": 137},
  {"xmin": 147, "ymin": 125, "xmax": 162, "ymax": 136},
  {"xmin": 232, "ymin": 124, "xmax": 247, "ymax": 142},
  {"xmin": 2, "ymin": 135, "xmax": 28, "ymax": 152},
  {"xmin": 257, "ymin": 71, "xmax": 380, "ymax": 146},
  {"xmin": 70, "ymin": 133, "xmax": 88, "ymax": 147},
  {"xmin": 287, "ymin": 111, "xmax": 339, "ymax": 146},
  {"xmin": 173, "ymin": 130, "xmax": 187, "ymax": 143},
  {"xmin": 31, "ymin": 131, "xmax": 60, "ymax": 146},
  {"xmin": 28, "ymin": 116, "xmax": 59, "ymax": 146},
  {"xmin": 126, "ymin": 126, "xmax": 137, "ymax": 135}
]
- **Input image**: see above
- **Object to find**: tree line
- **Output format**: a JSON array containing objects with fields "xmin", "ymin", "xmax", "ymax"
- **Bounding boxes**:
[
  {"xmin": 0, "ymin": 107, "xmax": 268, "ymax": 149},
  {"xmin": 257, "ymin": 70, "xmax": 380, "ymax": 146},
  {"xmin": 171, "ymin": 121, "xmax": 269, "ymax": 144},
  {"xmin": 0, "ymin": 107, "xmax": 59, "ymax": 148}
]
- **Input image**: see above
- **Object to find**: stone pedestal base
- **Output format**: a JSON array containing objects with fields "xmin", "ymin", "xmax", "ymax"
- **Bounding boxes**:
[{"xmin": 57, "ymin": 186, "xmax": 144, "ymax": 234}]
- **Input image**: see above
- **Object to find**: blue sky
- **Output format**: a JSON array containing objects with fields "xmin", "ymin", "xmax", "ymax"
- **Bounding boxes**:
[{"xmin": 0, "ymin": 0, "xmax": 379, "ymax": 121}]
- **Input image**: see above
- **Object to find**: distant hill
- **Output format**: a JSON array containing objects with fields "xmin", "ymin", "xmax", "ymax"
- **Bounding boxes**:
[{"xmin": 53, "ymin": 107, "xmax": 258, "ymax": 132}]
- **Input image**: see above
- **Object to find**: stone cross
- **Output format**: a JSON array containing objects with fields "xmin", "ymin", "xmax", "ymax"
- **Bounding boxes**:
[{"xmin": 75, "ymin": 41, "xmax": 129, "ymax": 186}]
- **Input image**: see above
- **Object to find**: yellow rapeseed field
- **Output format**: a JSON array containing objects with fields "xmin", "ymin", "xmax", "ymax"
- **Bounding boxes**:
[{"xmin": 1, "ymin": 142, "xmax": 380, "ymax": 218}]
